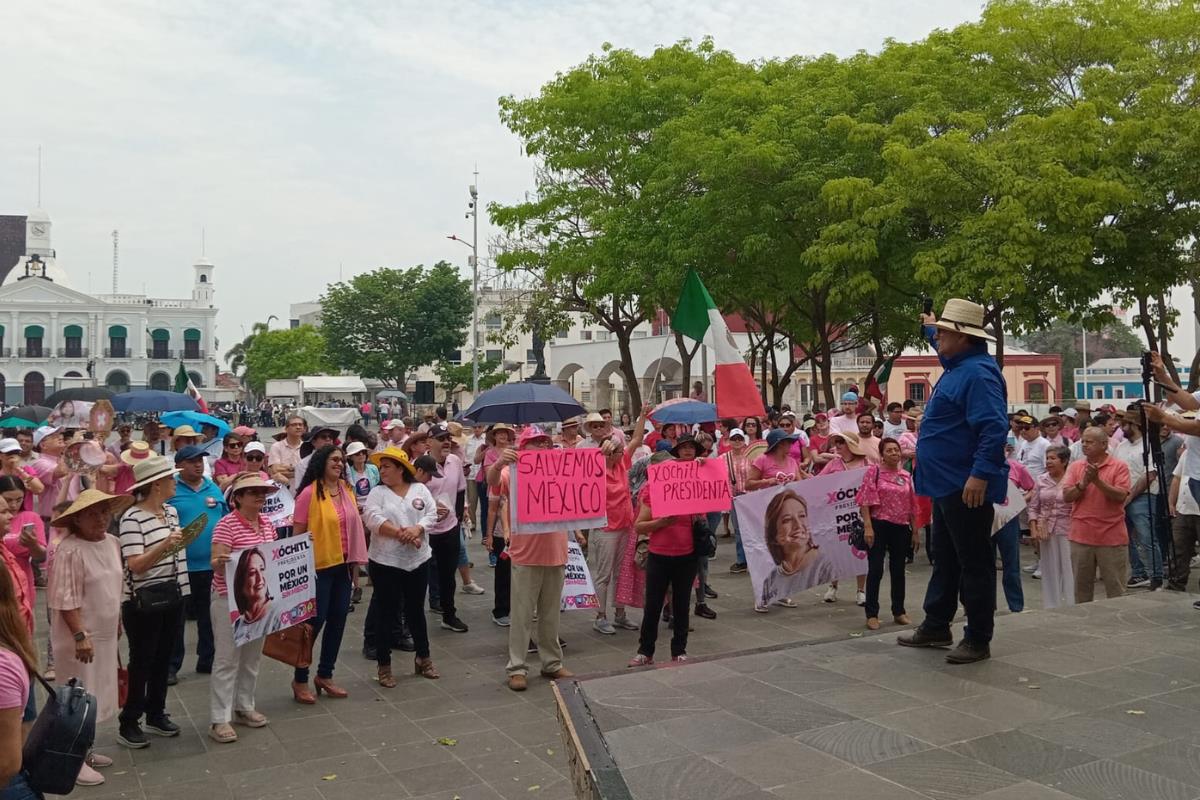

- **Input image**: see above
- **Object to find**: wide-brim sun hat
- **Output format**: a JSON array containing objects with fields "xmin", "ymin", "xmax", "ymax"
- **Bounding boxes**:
[
  {"xmin": 51, "ymin": 488, "xmax": 135, "ymax": 528},
  {"xmin": 229, "ymin": 473, "xmax": 275, "ymax": 494},
  {"xmin": 128, "ymin": 454, "xmax": 181, "ymax": 491},
  {"xmin": 670, "ymin": 435, "xmax": 701, "ymax": 456},
  {"xmin": 485, "ymin": 423, "xmax": 515, "ymax": 446},
  {"xmin": 765, "ymin": 428, "xmax": 799, "ymax": 453},
  {"xmin": 120, "ymin": 440, "xmax": 153, "ymax": 466},
  {"xmin": 830, "ymin": 430, "xmax": 867, "ymax": 458},
  {"xmin": 344, "ymin": 441, "xmax": 368, "ymax": 458},
  {"xmin": 369, "ymin": 446, "xmax": 415, "ymax": 475},
  {"xmin": 933, "ymin": 298, "xmax": 995, "ymax": 342},
  {"xmin": 170, "ymin": 424, "xmax": 200, "ymax": 439}
]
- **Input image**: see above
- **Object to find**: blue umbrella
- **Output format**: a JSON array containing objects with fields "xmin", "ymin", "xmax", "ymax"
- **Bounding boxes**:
[
  {"xmin": 460, "ymin": 382, "xmax": 586, "ymax": 424},
  {"xmin": 112, "ymin": 390, "xmax": 199, "ymax": 413},
  {"xmin": 650, "ymin": 398, "xmax": 718, "ymax": 425},
  {"xmin": 160, "ymin": 411, "xmax": 231, "ymax": 438}
]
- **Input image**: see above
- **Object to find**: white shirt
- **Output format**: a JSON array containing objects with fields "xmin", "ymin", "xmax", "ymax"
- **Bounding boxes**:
[
  {"xmin": 829, "ymin": 414, "xmax": 858, "ymax": 436},
  {"xmin": 464, "ymin": 434, "xmax": 486, "ymax": 479},
  {"xmin": 882, "ymin": 420, "xmax": 907, "ymax": 440},
  {"xmin": 1114, "ymin": 436, "xmax": 1158, "ymax": 495},
  {"xmin": 1017, "ymin": 435, "xmax": 1049, "ymax": 479},
  {"xmin": 361, "ymin": 483, "xmax": 437, "ymax": 570},
  {"xmin": 1174, "ymin": 459, "xmax": 1199, "ymax": 515}
]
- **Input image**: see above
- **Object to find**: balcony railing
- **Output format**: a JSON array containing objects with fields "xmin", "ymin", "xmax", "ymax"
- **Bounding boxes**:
[
  {"xmin": 182, "ymin": 349, "xmax": 205, "ymax": 360},
  {"xmin": 57, "ymin": 348, "xmax": 89, "ymax": 359},
  {"xmin": 0, "ymin": 348, "xmax": 10, "ymax": 358},
  {"xmin": 147, "ymin": 349, "xmax": 176, "ymax": 360},
  {"xmin": 17, "ymin": 348, "xmax": 45, "ymax": 359},
  {"xmin": 103, "ymin": 347, "xmax": 129, "ymax": 359}
]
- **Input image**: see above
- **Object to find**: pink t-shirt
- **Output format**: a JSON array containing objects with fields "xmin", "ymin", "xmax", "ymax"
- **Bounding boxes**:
[
  {"xmin": 751, "ymin": 453, "xmax": 801, "ymax": 486},
  {"xmin": 1007, "ymin": 459, "xmax": 1036, "ymax": 491},
  {"xmin": 0, "ymin": 648, "xmax": 29, "ymax": 712},
  {"xmin": 213, "ymin": 457, "xmax": 244, "ymax": 479},
  {"xmin": 603, "ymin": 452, "xmax": 634, "ymax": 532},
  {"xmin": 497, "ymin": 467, "xmax": 568, "ymax": 566},
  {"xmin": 856, "ymin": 465, "xmax": 917, "ymax": 527},
  {"xmin": 210, "ymin": 513, "xmax": 276, "ymax": 597},
  {"xmin": 4, "ymin": 511, "xmax": 45, "ymax": 608},
  {"xmin": 642, "ymin": 501, "xmax": 693, "ymax": 556},
  {"xmin": 31, "ymin": 455, "xmax": 61, "ymax": 518}
]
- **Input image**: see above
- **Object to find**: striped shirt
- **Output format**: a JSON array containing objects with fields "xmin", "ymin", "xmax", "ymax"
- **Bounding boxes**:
[{"xmin": 118, "ymin": 505, "xmax": 190, "ymax": 602}]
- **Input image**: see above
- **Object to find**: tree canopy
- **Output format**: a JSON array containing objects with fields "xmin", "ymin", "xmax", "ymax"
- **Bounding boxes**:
[{"xmin": 242, "ymin": 326, "xmax": 330, "ymax": 395}]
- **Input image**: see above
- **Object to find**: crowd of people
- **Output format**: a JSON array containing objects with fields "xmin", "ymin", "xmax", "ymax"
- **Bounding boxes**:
[{"xmin": 0, "ymin": 299, "xmax": 1196, "ymax": 797}]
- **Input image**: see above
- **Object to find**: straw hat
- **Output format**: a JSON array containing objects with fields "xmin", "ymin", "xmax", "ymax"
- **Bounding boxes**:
[
  {"xmin": 830, "ymin": 430, "xmax": 867, "ymax": 458},
  {"xmin": 369, "ymin": 446, "xmax": 415, "ymax": 475},
  {"xmin": 170, "ymin": 424, "xmax": 200, "ymax": 440},
  {"xmin": 933, "ymin": 299, "xmax": 995, "ymax": 342},
  {"xmin": 485, "ymin": 423, "xmax": 515, "ymax": 446},
  {"xmin": 51, "ymin": 488, "xmax": 134, "ymax": 528},
  {"xmin": 128, "ymin": 454, "xmax": 181, "ymax": 491},
  {"xmin": 446, "ymin": 421, "xmax": 468, "ymax": 448},
  {"xmin": 120, "ymin": 440, "xmax": 153, "ymax": 466},
  {"xmin": 228, "ymin": 472, "xmax": 275, "ymax": 494}
]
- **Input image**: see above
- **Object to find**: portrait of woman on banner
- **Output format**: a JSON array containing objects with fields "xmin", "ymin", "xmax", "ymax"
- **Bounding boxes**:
[
  {"xmin": 757, "ymin": 490, "xmax": 836, "ymax": 606},
  {"xmin": 231, "ymin": 547, "xmax": 284, "ymax": 646}
]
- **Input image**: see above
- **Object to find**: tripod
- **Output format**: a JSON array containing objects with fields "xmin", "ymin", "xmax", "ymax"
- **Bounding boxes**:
[{"xmin": 1137, "ymin": 352, "xmax": 1174, "ymax": 588}]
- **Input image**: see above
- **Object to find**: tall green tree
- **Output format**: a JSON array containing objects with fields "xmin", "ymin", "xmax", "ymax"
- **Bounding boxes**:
[
  {"xmin": 224, "ymin": 321, "xmax": 270, "ymax": 377},
  {"xmin": 434, "ymin": 359, "xmax": 508, "ymax": 403},
  {"xmin": 320, "ymin": 264, "xmax": 472, "ymax": 389},
  {"xmin": 242, "ymin": 326, "xmax": 329, "ymax": 395}
]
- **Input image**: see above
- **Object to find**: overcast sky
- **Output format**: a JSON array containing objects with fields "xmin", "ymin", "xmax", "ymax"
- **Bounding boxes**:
[{"xmin": 5, "ymin": 1, "xmax": 1191, "ymax": 365}]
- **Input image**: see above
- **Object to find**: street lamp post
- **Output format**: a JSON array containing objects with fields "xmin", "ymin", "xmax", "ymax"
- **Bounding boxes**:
[{"xmin": 449, "ymin": 171, "xmax": 481, "ymax": 396}]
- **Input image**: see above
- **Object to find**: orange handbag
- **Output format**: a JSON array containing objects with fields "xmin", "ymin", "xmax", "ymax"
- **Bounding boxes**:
[{"xmin": 261, "ymin": 623, "xmax": 315, "ymax": 669}]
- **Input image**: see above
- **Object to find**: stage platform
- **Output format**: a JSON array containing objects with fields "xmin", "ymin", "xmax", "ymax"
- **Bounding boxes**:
[{"xmin": 557, "ymin": 591, "xmax": 1200, "ymax": 800}]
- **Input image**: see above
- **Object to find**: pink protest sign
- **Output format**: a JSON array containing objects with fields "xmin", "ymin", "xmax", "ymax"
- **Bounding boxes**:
[
  {"xmin": 514, "ymin": 448, "xmax": 607, "ymax": 526},
  {"xmin": 646, "ymin": 458, "xmax": 733, "ymax": 517}
]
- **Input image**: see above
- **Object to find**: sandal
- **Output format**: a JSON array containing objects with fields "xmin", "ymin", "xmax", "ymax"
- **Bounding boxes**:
[
  {"xmin": 234, "ymin": 709, "xmax": 268, "ymax": 728},
  {"xmin": 209, "ymin": 723, "xmax": 238, "ymax": 743},
  {"xmin": 414, "ymin": 657, "xmax": 440, "ymax": 680},
  {"xmin": 773, "ymin": 598, "xmax": 798, "ymax": 608},
  {"xmin": 378, "ymin": 665, "xmax": 397, "ymax": 688}
]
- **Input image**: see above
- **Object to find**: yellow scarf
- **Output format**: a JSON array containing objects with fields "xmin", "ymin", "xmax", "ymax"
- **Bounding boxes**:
[{"xmin": 307, "ymin": 483, "xmax": 346, "ymax": 570}]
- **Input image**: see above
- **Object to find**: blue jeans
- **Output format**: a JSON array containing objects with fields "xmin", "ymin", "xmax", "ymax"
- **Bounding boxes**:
[
  {"xmin": 731, "ymin": 505, "xmax": 746, "ymax": 564},
  {"xmin": 295, "ymin": 564, "xmax": 353, "ymax": 683},
  {"xmin": 1126, "ymin": 495, "xmax": 1163, "ymax": 581},
  {"xmin": 0, "ymin": 773, "xmax": 41, "ymax": 800},
  {"xmin": 992, "ymin": 518, "xmax": 1023, "ymax": 612}
]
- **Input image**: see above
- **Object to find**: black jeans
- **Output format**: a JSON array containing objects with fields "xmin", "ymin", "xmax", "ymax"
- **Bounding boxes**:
[
  {"xmin": 428, "ymin": 528, "xmax": 461, "ymax": 621},
  {"xmin": 170, "ymin": 570, "xmax": 214, "ymax": 674},
  {"xmin": 492, "ymin": 537, "xmax": 511, "ymax": 620},
  {"xmin": 368, "ymin": 560, "xmax": 430, "ymax": 663},
  {"xmin": 921, "ymin": 493, "xmax": 996, "ymax": 644},
  {"xmin": 120, "ymin": 599, "xmax": 184, "ymax": 726},
  {"xmin": 363, "ymin": 581, "xmax": 406, "ymax": 650},
  {"xmin": 638, "ymin": 552, "xmax": 699, "ymax": 660},
  {"xmin": 865, "ymin": 520, "xmax": 909, "ymax": 619}
]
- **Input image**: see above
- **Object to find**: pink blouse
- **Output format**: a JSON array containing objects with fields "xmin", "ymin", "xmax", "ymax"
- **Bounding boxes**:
[
  {"xmin": 751, "ymin": 453, "xmax": 801, "ymax": 486},
  {"xmin": 856, "ymin": 464, "xmax": 918, "ymax": 526},
  {"xmin": 724, "ymin": 451, "xmax": 751, "ymax": 496},
  {"xmin": 210, "ymin": 513, "xmax": 276, "ymax": 597},
  {"xmin": 1028, "ymin": 472, "xmax": 1071, "ymax": 537},
  {"xmin": 1007, "ymin": 459, "xmax": 1035, "ymax": 491}
]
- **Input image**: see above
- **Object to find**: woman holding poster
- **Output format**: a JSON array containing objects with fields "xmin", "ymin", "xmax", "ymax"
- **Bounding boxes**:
[
  {"xmin": 746, "ymin": 428, "xmax": 804, "ymax": 611},
  {"xmin": 819, "ymin": 431, "xmax": 870, "ymax": 606},
  {"xmin": 360, "ymin": 447, "xmax": 439, "ymax": 686},
  {"xmin": 207, "ymin": 473, "xmax": 277, "ymax": 744},
  {"xmin": 856, "ymin": 439, "xmax": 919, "ymax": 631},
  {"xmin": 758, "ymin": 490, "xmax": 837, "ymax": 608}
]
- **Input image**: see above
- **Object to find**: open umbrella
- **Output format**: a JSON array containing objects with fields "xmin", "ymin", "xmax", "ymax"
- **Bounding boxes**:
[
  {"xmin": 649, "ymin": 397, "xmax": 718, "ymax": 425},
  {"xmin": 44, "ymin": 387, "xmax": 114, "ymax": 407},
  {"xmin": 376, "ymin": 390, "xmax": 408, "ymax": 400},
  {"xmin": 111, "ymin": 390, "xmax": 199, "ymax": 413},
  {"xmin": 0, "ymin": 417, "xmax": 39, "ymax": 430},
  {"xmin": 160, "ymin": 411, "xmax": 231, "ymax": 438},
  {"xmin": 459, "ymin": 382, "xmax": 585, "ymax": 425},
  {"xmin": 0, "ymin": 405, "xmax": 52, "ymax": 424}
]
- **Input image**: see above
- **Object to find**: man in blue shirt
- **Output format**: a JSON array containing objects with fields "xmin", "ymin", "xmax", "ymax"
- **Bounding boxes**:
[
  {"xmin": 898, "ymin": 299, "xmax": 1009, "ymax": 664},
  {"xmin": 168, "ymin": 444, "xmax": 230, "ymax": 682}
]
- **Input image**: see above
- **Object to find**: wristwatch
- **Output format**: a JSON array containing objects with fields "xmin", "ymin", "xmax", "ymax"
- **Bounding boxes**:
[{"xmin": 73, "ymin": 631, "xmax": 88, "ymax": 643}]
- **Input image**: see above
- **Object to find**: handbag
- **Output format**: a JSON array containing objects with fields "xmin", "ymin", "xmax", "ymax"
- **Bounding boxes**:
[
  {"xmin": 23, "ymin": 675, "xmax": 97, "ymax": 795},
  {"xmin": 691, "ymin": 518, "xmax": 716, "ymax": 559},
  {"xmin": 262, "ymin": 623, "xmax": 315, "ymax": 669},
  {"xmin": 130, "ymin": 579, "xmax": 183, "ymax": 613}
]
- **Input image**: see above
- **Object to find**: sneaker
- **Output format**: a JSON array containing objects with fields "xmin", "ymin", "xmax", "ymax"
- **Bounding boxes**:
[
  {"xmin": 1022, "ymin": 561, "xmax": 1039, "ymax": 573},
  {"xmin": 76, "ymin": 762, "xmax": 105, "ymax": 786},
  {"xmin": 440, "ymin": 616, "xmax": 469, "ymax": 633},
  {"xmin": 593, "ymin": 618, "xmax": 616, "ymax": 635},
  {"xmin": 145, "ymin": 714, "xmax": 180, "ymax": 737},
  {"xmin": 117, "ymin": 722, "xmax": 149, "ymax": 749},
  {"xmin": 694, "ymin": 604, "xmax": 717, "ymax": 620},
  {"xmin": 822, "ymin": 586, "xmax": 837, "ymax": 603},
  {"xmin": 856, "ymin": 591, "xmax": 866, "ymax": 607},
  {"xmin": 492, "ymin": 615, "xmax": 511, "ymax": 627},
  {"xmin": 1031, "ymin": 569, "xmax": 1042, "ymax": 580},
  {"xmin": 703, "ymin": 584, "xmax": 718, "ymax": 599},
  {"xmin": 462, "ymin": 582, "xmax": 485, "ymax": 595},
  {"xmin": 488, "ymin": 553, "xmax": 498, "ymax": 568},
  {"xmin": 628, "ymin": 653, "xmax": 654, "ymax": 668},
  {"xmin": 1192, "ymin": 599, "xmax": 1200, "ymax": 610},
  {"xmin": 671, "ymin": 654, "xmax": 689, "ymax": 663},
  {"xmin": 945, "ymin": 639, "xmax": 991, "ymax": 664},
  {"xmin": 729, "ymin": 562, "xmax": 748, "ymax": 574},
  {"xmin": 612, "ymin": 615, "xmax": 639, "ymax": 631},
  {"xmin": 1127, "ymin": 577, "xmax": 1151, "ymax": 589}
]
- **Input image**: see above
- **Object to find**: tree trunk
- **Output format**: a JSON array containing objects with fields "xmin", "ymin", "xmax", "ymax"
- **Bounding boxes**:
[
  {"xmin": 616, "ymin": 328, "xmax": 642, "ymax": 411},
  {"xmin": 1189, "ymin": 280, "xmax": 1200, "ymax": 391},
  {"xmin": 1136, "ymin": 295, "xmax": 1158, "ymax": 351},
  {"xmin": 810, "ymin": 357, "xmax": 820, "ymax": 411},
  {"xmin": 1156, "ymin": 293, "xmax": 1181, "ymax": 386},
  {"xmin": 674, "ymin": 332, "xmax": 700, "ymax": 397}
]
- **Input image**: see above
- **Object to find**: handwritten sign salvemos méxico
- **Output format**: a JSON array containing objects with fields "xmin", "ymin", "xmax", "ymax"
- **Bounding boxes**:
[
  {"xmin": 515, "ymin": 448, "xmax": 606, "ymax": 524},
  {"xmin": 646, "ymin": 458, "xmax": 733, "ymax": 517}
]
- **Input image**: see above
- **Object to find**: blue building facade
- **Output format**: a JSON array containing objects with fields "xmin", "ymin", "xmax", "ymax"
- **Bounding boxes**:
[{"xmin": 1074, "ymin": 358, "xmax": 1191, "ymax": 401}]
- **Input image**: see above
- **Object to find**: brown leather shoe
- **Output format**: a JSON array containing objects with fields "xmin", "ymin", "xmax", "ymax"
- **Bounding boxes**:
[
  {"xmin": 866, "ymin": 617, "xmax": 881, "ymax": 631},
  {"xmin": 541, "ymin": 667, "xmax": 575, "ymax": 680},
  {"xmin": 507, "ymin": 674, "xmax": 528, "ymax": 691},
  {"xmin": 894, "ymin": 614, "xmax": 912, "ymax": 625}
]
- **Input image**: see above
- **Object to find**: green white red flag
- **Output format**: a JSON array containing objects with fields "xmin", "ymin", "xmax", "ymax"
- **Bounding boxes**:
[{"xmin": 671, "ymin": 271, "xmax": 766, "ymax": 419}]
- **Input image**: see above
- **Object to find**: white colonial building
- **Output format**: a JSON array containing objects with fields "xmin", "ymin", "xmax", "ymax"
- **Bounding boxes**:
[{"xmin": 0, "ymin": 208, "xmax": 219, "ymax": 405}]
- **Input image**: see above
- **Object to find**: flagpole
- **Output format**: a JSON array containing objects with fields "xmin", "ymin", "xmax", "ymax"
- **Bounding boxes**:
[{"xmin": 645, "ymin": 322, "xmax": 673, "ymax": 406}]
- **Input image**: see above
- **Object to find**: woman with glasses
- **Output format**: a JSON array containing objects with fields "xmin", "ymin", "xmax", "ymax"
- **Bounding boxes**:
[
  {"xmin": 242, "ymin": 442, "xmax": 269, "ymax": 478},
  {"xmin": 740, "ymin": 418, "xmax": 763, "ymax": 443},
  {"xmin": 212, "ymin": 435, "xmax": 246, "ymax": 491}
]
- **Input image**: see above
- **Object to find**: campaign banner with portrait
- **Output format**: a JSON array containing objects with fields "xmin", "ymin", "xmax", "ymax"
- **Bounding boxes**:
[
  {"xmin": 224, "ymin": 533, "xmax": 316, "ymax": 647},
  {"xmin": 734, "ymin": 468, "xmax": 868, "ymax": 609},
  {"xmin": 509, "ymin": 449, "xmax": 607, "ymax": 534},
  {"xmin": 560, "ymin": 540, "xmax": 599, "ymax": 612}
]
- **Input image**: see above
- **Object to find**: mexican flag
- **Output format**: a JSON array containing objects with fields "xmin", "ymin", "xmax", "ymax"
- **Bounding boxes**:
[
  {"xmin": 174, "ymin": 362, "xmax": 209, "ymax": 413},
  {"xmin": 864, "ymin": 357, "xmax": 895, "ymax": 405},
  {"xmin": 672, "ymin": 271, "xmax": 766, "ymax": 419}
]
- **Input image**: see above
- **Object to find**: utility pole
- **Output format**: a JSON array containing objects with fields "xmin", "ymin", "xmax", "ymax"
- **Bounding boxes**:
[
  {"xmin": 469, "ymin": 171, "xmax": 480, "ymax": 395},
  {"xmin": 111, "ymin": 230, "xmax": 119, "ymax": 293}
]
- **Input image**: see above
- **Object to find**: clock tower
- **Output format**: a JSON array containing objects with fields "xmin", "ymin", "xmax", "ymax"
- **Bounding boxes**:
[{"xmin": 26, "ymin": 208, "xmax": 51, "ymax": 254}]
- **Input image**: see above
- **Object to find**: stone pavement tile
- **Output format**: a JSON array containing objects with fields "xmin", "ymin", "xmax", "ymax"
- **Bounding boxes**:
[
  {"xmin": 602, "ymin": 723, "xmax": 691, "ymax": 768},
  {"xmin": 585, "ymin": 684, "xmax": 718, "ymax": 725},
  {"xmin": 503, "ymin": 719, "xmax": 566, "ymax": 748},
  {"xmin": 794, "ymin": 720, "xmax": 933, "ymax": 766},
  {"xmin": 865, "ymin": 748, "xmax": 1021, "ymax": 800},
  {"xmin": 314, "ymin": 773, "xmax": 409, "ymax": 800},
  {"xmin": 488, "ymin": 777, "xmax": 576, "ymax": 800},
  {"xmin": 745, "ymin": 663, "xmax": 856, "ymax": 696},
  {"xmin": 1088, "ymin": 698, "xmax": 1200, "ymax": 740},
  {"xmin": 137, "ymin": 738, "xmax": 292, "ymax": 787},
  {"xmin": 645, "ymin": 709, "xmax": 777, "ymax": 755},
  {"xmin": 622, "ymin": 754, "xmax": 760, "ymax": 800},
  {"xmin": 806, "ymin": 683, "xmax": 926, "ymax": 717},
  {"xmin": 965, "ymin": 781, "xmax": 1087, "ymax": 799},
  {"xmin": 129, "ymin": 721, "xmax": 211, "ymax": 763},
  {"xmin": 688, "ymin": 678, "xmax": 856, "ymax": 735},
  {"xmin": 265, "ymin": 714, "xmax": 348, "ymax": 742},
  {"xmin": 942, "ymin": 689, "xmax": 1072, "ymax": 727},
  {"xmin": 1127, "ymin": 653, "xmax": 1200, "ymax": 678},
  {"xmin": 705, "ymin": 736, "xmax": 848, "ymax": 789},
  {"xmin": 1111, "ymin": 628, "xmax": 1200, "ymax": 657},
  {"xmin": 1002, "ymin": 627, "xmax": 1097, "ymax": 652},
  {"xmin": 417, "ymin": 710, "xmax": 499, "ymax": 740},
  {"xmin": 281, "ymin": 731, "xmax": 365, "ymax": 762},
  {"xmin": 375, "ymin": 738, "xmax": 459, "ymax": 772},
  {"xmin": 995, "ymin": 649, "xmax": 1111, "ymax": 678},
  {"xmin": 1072, "ymin": 666, "xmax": 1193, "ymax": 699},
  {"xmin": 350, "ymin": 717, "xmax": 430, "ymax": 750},
  {"xmin": 396, "ymin": 694, "xmax": 470, "ymax": 721},
  {"xmin": 646, "ymin": 659, "xmax": 739, "ymax": 687},
  {"xmin": 389, "ymin": 763, "xmax": 472, "ymax": 797},
  {"xmin": 949, "ymin": 731, "xmax": 1098, "ymax": 780},
  {"xmin": 475, "ymin": 699, "xmax": 554, "ymax": 728},
  {"xmin": 872, "ymin": 671, "xmax": 993, "ymax": 705},
  {"xmin": 872, "ymin": 704, "xmax": 1010, "ymax": 746},
  {"xmin": 1023, "ymin": 677, "xmax": 1139, "ymax": 713},
  {"xmin": 1117, "ymin": 739, "xmax": 1200, "ymax": 788},
  {"xmin": 459, "ymin": 749, "xmax": 563, "ymax": 792},
  {"xmin": 1021, "ymin": 714, "xmax": 1169, "ymax": 759},
  {"xmin": 1049, "ymin": 639, "xmax": 1156, "ymax": 668},
  {"xmin": 769, "ymin": 766, "xmax": 932, "ymax": 799},
  {"xmin": 142, "ymin": 776, "xmax": 235, "ymax": 800},
  {"xmin": 1041, "ymin": 758, "xmax": 1200, "ymax": 800},
  {"xmin": 406, "ymin": 784, "xmax": 503, "ymax": 800}
]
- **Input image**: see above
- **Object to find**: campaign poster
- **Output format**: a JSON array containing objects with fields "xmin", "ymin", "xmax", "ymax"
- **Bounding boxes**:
[
  {"xmin": 262, "ymin": 482, "xmax": 295, "ymax": 530},
  {"xmin": 509, "ymin": 449, "xmax": 607, "ymax": 534},
  {"xmin": 560, "ymin": 540, "xmax": 599, "ymax": 612},
  {"xmin": 224, "ymin": 533, "xmax": 316, "ymax": 647},
  {"xmin": 734, "ymin": 469, "xmax": 868, "ymax": 609},
  {"xmin": 646, "ymin": 458, "xmax": 733, "ymax": 517}
]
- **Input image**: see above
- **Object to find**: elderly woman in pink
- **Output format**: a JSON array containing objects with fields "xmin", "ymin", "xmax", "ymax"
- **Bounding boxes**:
[{"xmin": 1027, "ymin": 445, "xmax": 1074, "ymax": 609}]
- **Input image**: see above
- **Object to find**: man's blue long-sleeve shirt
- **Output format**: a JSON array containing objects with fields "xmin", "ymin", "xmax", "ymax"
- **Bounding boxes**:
[{"xmin": 914, "ymin": 325, "xmax": 1010, "ymax": 504}]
